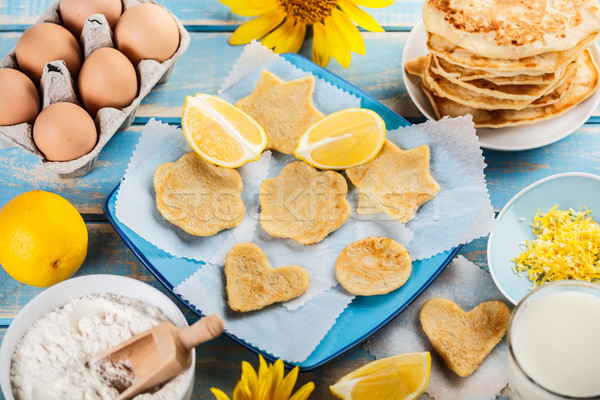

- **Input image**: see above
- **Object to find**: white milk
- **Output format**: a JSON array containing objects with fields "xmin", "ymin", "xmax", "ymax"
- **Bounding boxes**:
[{"xmin": 508, "ymin": 287, "xmax": 600, "ymax": 399}]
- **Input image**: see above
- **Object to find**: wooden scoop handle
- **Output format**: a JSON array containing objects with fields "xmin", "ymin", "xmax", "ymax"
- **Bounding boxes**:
[{"xmin": 178, "ymin": 314, "xmax": 225, "ymax": 351}]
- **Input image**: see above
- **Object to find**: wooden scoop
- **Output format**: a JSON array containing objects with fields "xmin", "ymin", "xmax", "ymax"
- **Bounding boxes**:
[{"xmin": 94, "ymin": 314, "xmax": 225, "ymax": 400}]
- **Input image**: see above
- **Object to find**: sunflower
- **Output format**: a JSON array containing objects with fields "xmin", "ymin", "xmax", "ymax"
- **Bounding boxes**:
[
  {"xmin": 221, "ymin": 0, "xmax": 393, "ymax": 68},
  {"xmin": 211, "ymin": 355, "xmax": 315, "ymax": 400}
]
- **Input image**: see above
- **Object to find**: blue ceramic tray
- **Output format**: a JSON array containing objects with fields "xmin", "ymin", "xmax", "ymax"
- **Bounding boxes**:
[{"xmin": 104, "ymin": 53, "xmax": 461, "ymax": 371}]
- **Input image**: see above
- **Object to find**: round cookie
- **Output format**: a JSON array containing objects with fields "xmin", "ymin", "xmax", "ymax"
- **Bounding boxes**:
[{"xmin": 335, "ymin": 237, "xmax": 412, "ymax": 296}]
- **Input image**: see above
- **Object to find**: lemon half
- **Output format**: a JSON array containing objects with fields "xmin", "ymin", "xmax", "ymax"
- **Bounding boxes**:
[
  {"xmin": 182, "ymin": 93, "xmax": 267, "ymax": 168},
  {"xmin": 330, "ymin": 351, "xmax": 431, "ymax": 400},
  {"xmin": 294, "ymin": 108, "xmax": 385, "ymax": 170}
]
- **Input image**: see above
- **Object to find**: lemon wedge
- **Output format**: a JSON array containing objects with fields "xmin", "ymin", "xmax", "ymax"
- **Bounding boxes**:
[
  {"xmin": 330, "ymin": 352, "xmax": 431, "ymax": 400},
  {"xmin": 182, "ymin": 93, "xmax": 267, "ymax": 168},
  {"xmin": 294, "ymin": 108, "xmax": 385, "ymax": 170}
]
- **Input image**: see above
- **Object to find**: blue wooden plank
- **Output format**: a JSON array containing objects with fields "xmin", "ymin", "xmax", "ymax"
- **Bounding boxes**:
[
  {"xmin": 484, "ymin": 124, "xmax": 600, "ymax": 211},
  {"xmin": 0, "ymin": 127, "xmax": 141, "ymax": 213},
  {"xmin": 0, "ymin": 0, "xmax": 425, "ymax": 27}
]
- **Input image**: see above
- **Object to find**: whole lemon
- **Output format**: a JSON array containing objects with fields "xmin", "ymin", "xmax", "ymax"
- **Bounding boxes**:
[{"xmin": 0, "ymin": 190, "xmax": 88, "ymax": 287}]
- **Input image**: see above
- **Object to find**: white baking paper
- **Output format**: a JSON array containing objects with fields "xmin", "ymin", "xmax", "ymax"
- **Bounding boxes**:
[
  {"xmin": 364, "ymin": 256, "xmax": 512, "ymax": 400},
  {"xmin": 174, "ymin": 261, "xmax": 354, "ymax": 363},
  {"xmin": 114, "ymin": 42, "xmax": 496, "ymax": 363}
]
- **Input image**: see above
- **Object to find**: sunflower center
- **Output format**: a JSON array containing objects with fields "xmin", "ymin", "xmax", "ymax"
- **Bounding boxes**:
[{"xmin": 278, "ymin": 0, "xmax": 338, "ymax": 24}]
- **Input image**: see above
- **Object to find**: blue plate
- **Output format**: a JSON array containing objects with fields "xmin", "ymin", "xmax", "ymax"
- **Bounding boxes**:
[
  {"xmin": 103, "ymin": 53, "xmax": 461, "ymax": 371},
  {"xmin": 488, "ymin": 172, "xmax": 600, "ymax": 305}
]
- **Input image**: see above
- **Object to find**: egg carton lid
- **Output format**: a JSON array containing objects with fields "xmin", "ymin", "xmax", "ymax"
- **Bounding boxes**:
[{"xmin": 0, "ymin": 0, "xmax": 190, "ymax": 178}]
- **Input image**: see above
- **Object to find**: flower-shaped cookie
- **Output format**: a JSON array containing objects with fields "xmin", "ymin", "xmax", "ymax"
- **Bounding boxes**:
[
  {"xmin": 259, "ymin": 161, "xmax": 350, "ymax": 245},
  {"xmin": 153, "ymin": 152, "xmax": 245, "ymax": 236}
]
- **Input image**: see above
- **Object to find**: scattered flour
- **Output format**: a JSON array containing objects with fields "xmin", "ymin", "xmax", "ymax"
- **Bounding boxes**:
[{"xmin": 10, "ymin": 293, "xmax": 187, "ymax": 400}]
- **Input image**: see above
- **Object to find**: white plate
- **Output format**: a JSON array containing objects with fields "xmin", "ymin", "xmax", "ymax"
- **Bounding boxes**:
[
  {"xmin": 487, "ymin": 173, "xmax": 600, "ymax": 305},
  {"xmin": 402, "ymin": 21, "xmax": 600, "ymax": 151}
]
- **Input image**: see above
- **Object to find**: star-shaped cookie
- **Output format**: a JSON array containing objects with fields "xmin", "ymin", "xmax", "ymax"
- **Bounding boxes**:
[
  {"xmin": 235, "ymin": 70, "xmax": 324, "ymax": 154},
  {"xmin": 346, "ymin": 140, "xmax": 441, "ymax": 223}
]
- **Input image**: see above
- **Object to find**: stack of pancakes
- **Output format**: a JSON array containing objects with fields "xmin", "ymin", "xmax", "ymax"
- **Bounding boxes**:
[{"xmin": 405, "ymin": 0, "xmax": 600, "ymax": 128}]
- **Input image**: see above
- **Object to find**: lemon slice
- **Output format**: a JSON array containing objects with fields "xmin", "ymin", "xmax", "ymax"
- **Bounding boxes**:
[
  {"xmin": 294, "ymin": 108, "xmax": 385, "ymax": 170},
  {"xmin": 330, "ymin": 352, "xmax": 431, "ymax": 400},
  {"xmin": 182, "ymin": 93, "xmax": 267, "ymax": 168}
]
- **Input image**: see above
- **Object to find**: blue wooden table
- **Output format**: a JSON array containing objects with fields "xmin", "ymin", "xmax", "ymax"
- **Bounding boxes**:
[{"xmin": 1, "ymin": 1, "xmax": 599, "ymax": 399}]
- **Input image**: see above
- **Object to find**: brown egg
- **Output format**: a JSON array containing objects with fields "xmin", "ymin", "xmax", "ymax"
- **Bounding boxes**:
[
  {"xmin": 59, "ymin": 0, "xmax": 123, "ymax": 37},
  {"xmin": 15, "ymin": 22, "xmax": 82, "ymax": 84},
  {"xmin": 115, "ymin": 3, "xmax": 179, "ymax": 66},
  {"xmin": 0, "ymin": 68, "xmax": 40, "ymax": 126},
  {"xmin": 33, "ymin": 102, "xmax": 97, "ymax": 161},
  {"xmin": 78, "ymin": 47, "xmax": 138, "ymax": 117}
]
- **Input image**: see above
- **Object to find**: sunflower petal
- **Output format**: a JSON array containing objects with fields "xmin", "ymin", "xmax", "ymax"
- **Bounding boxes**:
[
  {"xmin": 210, "ymin": 388, "xmax": 232, "ymax": 400},
  {"xmin": 275, "ymin": 22, "xmax": 306, "ymax": 54},
  {"xmin": 312, "ymin": 22, "xmax": 332, "ymax": 67},
  {"xmin": 241, "ymin": 361, "xmax": 259, "ymax": 394},
  {"xmin": 330, "ymin": 8, "xmax": 365, "ymax": 55},
  {"xmin": 289, "ymin": 382, "xmax": 316, "ymax": 400},
  {"xmin": 323, "ymin": 15, "xmax": 352, "ymax": 68},
  {"xmin": 338, "ymin": 0, "xmax": 385, "ymax": 32},
  {"xmin": 229, "ymin": 9, "xmax": 286, "ymax": 45},
  {"xmin": 274, "ymin": 365, "xmax": 299, "ymax": 399},
  {"xmin": 274, "ymin": 22, "xmax": 306, "ymax": 54},
  {"xmin": 354, "ymin": 0, "xmax": 394, "ymax": 8},
  {"xmin": 258, "ymin": 355, "xmax": 269, "ymax": 380},
  {"xmin": 222, "ymin": 0, "xmax": 279, "ymax": 17},
  {"xmin": 262, "ymin": 17, "xmax": 294, "ymax": 49},
  {"xmin": 233, "ymin": 381, "xmax": 251, "ymax": 400},
  {"xmin": 267, "ymin": 358, "xmax": 284, "ymax": 399}
]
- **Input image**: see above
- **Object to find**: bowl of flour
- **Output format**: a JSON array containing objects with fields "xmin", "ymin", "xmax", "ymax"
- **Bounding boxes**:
[{"xmin": 0, "ymin": 274, "xmax": 196, "ymax": 400}]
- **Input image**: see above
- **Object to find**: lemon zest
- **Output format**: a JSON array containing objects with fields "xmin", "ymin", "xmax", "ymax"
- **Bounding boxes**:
[{"xmin": 512, "ymin": 205, "xmax": 600, "ymax": 287}]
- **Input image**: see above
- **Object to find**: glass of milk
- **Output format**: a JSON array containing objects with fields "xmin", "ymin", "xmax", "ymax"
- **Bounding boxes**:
[{"xmin": 507, "ymin": 280, "xmax": 600, "ymax": 399}]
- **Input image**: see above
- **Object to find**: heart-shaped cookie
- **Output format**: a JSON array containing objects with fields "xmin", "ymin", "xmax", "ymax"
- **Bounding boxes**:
[
  {"xmin": 419, "ymin": 297, "xmax": 511, "ymax": 377},
  {"xmin": 224, "ymin": 242, "xmax": 311, "ymax": 312}
]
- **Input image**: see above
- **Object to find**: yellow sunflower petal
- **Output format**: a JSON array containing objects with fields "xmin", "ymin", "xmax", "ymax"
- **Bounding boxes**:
[
  {"xmin": 354, "ymin": 0, "xmax": 394, "ymax": 8},
  {"xmin": 233, "ymin": 380, "xmax": 251, "ymax": 400},
  {"xmin": 337, "ymin": 0, "xmax": 385, "ymax": 32},
  {"xmin": 275, "ymin": 21, "xmax": 306, "ymax": 54},
  {"xmin": 240, "ymin": 362, "xmax": 259, "ymax": 397},
  {"xmin": 330, "ymin": 8, "xmax": 365, "ymax": 55},
  {"xmin": 221, "ymin": 0, "xmax": 279, "ymax": 17},
  {"xmin": 210, "ymin": 388, "xmax": 232, "ymax": 400},
  {"xmin": 323, "ymin": 15, "xmax": 352, "ymax": 68},
  {"xmin": 289, "ymin": 382, "xmax": 315, "ymax": 400},
  {"xmin": 261, "ymin": 17, "xmax": 294, "ymax": 49},
  {"xmin": 258, "ymin": 355, "xmax": 269, "ymax": 380},
  {"xmin": 229, "ymin": 9, "xmax": 286, "ymax": 45},
  {"xmin": 269, "ymin": 359, "xmax": 285, "ymax": 398},
  {"xmin": 312, "ymin": 22, "xmax": 332, "ymax": 67},
  {"xmin": 274, "ymin": 365, "xmax": 299, "ymax": 399}
]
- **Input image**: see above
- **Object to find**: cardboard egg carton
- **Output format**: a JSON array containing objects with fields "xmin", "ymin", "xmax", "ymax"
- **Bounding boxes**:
[{"xmin": 0, "ymin": 0, "xmax": 190, "ymax": 178}]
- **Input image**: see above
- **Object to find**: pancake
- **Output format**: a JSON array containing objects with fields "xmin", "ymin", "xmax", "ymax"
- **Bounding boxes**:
[
  {"xmin": 421, "ymin": 49, "xmax": 599, "ymax": 128},
  {"xmin": 434, "ymin": 55, "xmax": 563, "ymax": 85},
  {"xmin": 431, "ymin": 59, "xmax": 571, "ymax": 101},
  {"xmin": 153, "ymin": 152, "xmax": 246, "ymax": 236},
  {"xmin": 235, "ymin": 70, "xmax": 324, "ymax": 155},
  {"xmin": 423, "ymin": 0, "xmax": 600, "ymax": 59},
  {"xmin": 423, "ymin": 57, "xmax": 539, "ymax": 110},
  {"xmin": 346, "ymin": 140, "xmax": 440, "ymax": 224},
  {"xmin": 335, "ymin": 237, "xmax": 412, "ymax": 296},
  {"xmin": 427, "ymin": 32, "xmax": 598, "ymax": 75},
  {"xmin": 258, "ymin": 161, "xmax": 350, "ymax": 245}
]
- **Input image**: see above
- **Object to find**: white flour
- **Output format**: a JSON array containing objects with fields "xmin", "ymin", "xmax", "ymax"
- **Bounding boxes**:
[{"xmin": 10, "ymin": 293, "xmax": 187, "ymax": 400}]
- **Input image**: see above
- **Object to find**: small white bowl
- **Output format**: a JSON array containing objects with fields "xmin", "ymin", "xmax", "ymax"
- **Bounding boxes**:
[
  {"xmin": 0, "ymin": 274, "xmax": 195, "ymax": 399},
  {"xmin": 488, "ymin": 172, "xmax": 600, "ymax": 305}
]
